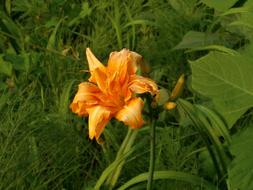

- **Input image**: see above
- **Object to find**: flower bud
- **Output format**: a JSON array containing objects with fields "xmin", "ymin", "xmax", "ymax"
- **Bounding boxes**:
[
  {"xmin": 165, "ymin": 101, "xmax": 177, "ymax": 110},
  {"xmin": 170, "ymin": 74, "xmax": 185, "ymax": 101}
]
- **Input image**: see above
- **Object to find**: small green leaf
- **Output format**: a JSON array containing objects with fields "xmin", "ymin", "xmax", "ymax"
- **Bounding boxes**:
[
  {"xmin": 124, "ymin": 20, "xmax": 157, "ymax": 28},
  {"xmin": 0, "ymin": 54, "xmax": 12, "ymax": 76},
  {"xmin": 47, "ymin": 18, "xmax": 63, "ymax": 50},
  {"xmin": 5, "ymin": 0, "xmax": 11, "ymax": 15},
  {"xmin": 58, "ymin": 80, "xmax": 75, "ymax": 116},
  {"xmin": 0, "ymin": 12, "xmax": 24, "ymax": 52},
  {"xmin": 4, "ymin": 53, "xmax": 29, "ymax": 72},
  {"xmin": 156, "ymin": 88, "xmax": 169, "ymax": 106},
  {"xmin": 201, "ymin": 0, "xmax": 238, "ymax": 12},
  {"xmin": 68, "ymin": 2, "xmax": 91, "ymax": 27},
  {"xmin": 0, "ymin": 92, "xmax": 9, "ymax": 111},
  {"xmin": 80, "ymin": 2, "xmax": 92, "ymax": 18},
  {"xmin": 174, "ymin": 31, "xmax": 220, "ymax": 50}
]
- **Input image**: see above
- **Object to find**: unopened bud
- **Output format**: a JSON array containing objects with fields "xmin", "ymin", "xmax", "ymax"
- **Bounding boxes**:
[
  {"xmin": 165, "ymin": 101, "xmax": 177, "ymax": 110},
  {"xmin": 170, "ymin": 74, "xmax": 185, "ymax": 101}
]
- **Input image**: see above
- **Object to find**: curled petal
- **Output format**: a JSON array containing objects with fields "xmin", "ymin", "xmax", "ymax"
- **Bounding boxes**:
[
  {"xmin": 87, "ymin": 106, "xmax": 111, "ymax": 140},
  {"xmin": 108, "ymin": 49, "xmax": 142, "ymax": 82},
  {"xmin": 70, "ymin": 82, "xmax": 101, "ymax": 116},
  {"xmin": 129, "ymin": 51, "xmax": 142, "ymax": 74},
  {"xmin": 70, "ymin": 101, "xmax": 88, "ymax": 116},
  {"xmin": 129, "ymin": 75, "xmax": 158, "ymax": 96},
  {"xmin": 107, "ymin": 49, "xmax": 129, "ymax": 84},
  {"xmin": 115, "ymin": 97, "xmax": 144, "ymax": 129}
]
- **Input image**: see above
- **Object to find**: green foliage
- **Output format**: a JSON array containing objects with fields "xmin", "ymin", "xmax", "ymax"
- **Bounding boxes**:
[
  {"xmin": 1, "ymin": 0, "xmax": 253, "ymax": 189},
  {"xmin": 0, "ymin": 54, "xmax": 12, "ymax": 76},
  {"xmin": 200, "ymin": 0, "xmax": 238, "ymax": 11},
  {"xmin": 190, "ymin": 49, "xmax": 253, "ymax": 128},
  {"xmin": 228, "ymin": 126, "xmax": 253, "ymax": 190},
  {"xmin": 118, "ymin": 170, "xmax": 216, "ymax": 190},
  {"xmin": 174, "ymin": 31, "xmax": 222, "ymax": 50},
  {"xmin": 177, "ymin": 99, "xmax": 231, "ymax": 185}
]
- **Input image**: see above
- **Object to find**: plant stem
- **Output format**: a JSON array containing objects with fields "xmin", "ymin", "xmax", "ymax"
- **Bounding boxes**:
[
  {"xmin": 109, "ymin": 129, "xmax": 138, "ymax": 188},
  {"xmin": 147, "ymin": 118, "xmax": 156, "ymax": 190},
  {"xmin": 106, "ymin": 127, "xmax": 138, "ymax": 189}
]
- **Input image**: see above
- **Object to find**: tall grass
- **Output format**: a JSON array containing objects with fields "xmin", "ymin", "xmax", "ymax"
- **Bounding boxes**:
[{"xmin": 0, "ymin": 0, "xmax": 221, "ymax": 189}]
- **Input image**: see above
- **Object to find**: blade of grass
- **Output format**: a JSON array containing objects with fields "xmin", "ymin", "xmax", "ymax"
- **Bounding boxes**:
[{"xmin": 118, "ymin": 170, "xmax": 216, "ymax": 190}]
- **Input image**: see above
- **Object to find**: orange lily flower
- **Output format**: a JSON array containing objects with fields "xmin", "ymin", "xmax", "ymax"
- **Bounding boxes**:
[{"xmin": 70, "ymin": 48, "xmax": 158, "ymax": 140}]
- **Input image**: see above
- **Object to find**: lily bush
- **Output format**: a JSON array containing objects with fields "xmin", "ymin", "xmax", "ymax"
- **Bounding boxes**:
[{"xmin": 1, "ymin": 0, "xmax": 253, "ymax": 190}]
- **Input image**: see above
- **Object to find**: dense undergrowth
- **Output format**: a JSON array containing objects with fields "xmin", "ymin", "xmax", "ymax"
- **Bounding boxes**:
[{"xmin": 0, "ymin": 0, "xmax": 253, "ymax": 190}]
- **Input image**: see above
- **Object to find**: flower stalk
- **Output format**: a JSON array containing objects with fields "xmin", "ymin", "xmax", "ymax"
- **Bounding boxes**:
[
  {"xmin": 107, "ymin": 128, "xmax": 138, "ymax": 189},
  {"xmin": 147, "ymin": 96, "xmax": 157, "ymax": 190}
]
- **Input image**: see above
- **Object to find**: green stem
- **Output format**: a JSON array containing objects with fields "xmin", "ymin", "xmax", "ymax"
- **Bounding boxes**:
[
  {"xmin": 106, "ymin": 127, "xmax": 138, "ymax": 189},
  {"xmin": 109, "ymin": 129, "xmax": 138, "ymax": 189},
  {"xmin": 116, "ymin": 127, "xmax": 133, "ymax": 158},
  {"xmin": 147, "ymin": 118, "xmax": 156, "ymax": 190}
]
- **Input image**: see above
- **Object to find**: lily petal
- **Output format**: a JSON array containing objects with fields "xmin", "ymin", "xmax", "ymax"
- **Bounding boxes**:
[
  {"xmin": 87, "ymin": 106, "xmax": 111, "ymax": 140},
  {"xmin": 86, "ymin": 48, "xmax": 107, "ymax": 91},
  {"xmin": 70, "ymin": 82, "xmax": 101, "ymax": 116},
  {"xmin": 128, "ymin": 75, "xmax": 158, "ymax": 96},
  {"xmin": 86, "ymin": 48, "xmax": 106, "ymax": 72},
  {"xmin": 107, "ymin": 49, "xmax": 129, "ymax": 84},
  {"xmin": 115, "ymin": 97, "xmax": 144, "ymax": 128},
  {"xmin": 129, "ymin": 51, "xmax": 142, "ymax": 74},
  {"xmin": 108, "ymin": 49, "xmax": 142, "ymax": 82}
]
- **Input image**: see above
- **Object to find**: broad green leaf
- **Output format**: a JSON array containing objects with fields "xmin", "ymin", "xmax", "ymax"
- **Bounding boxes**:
[
  {"xmin": 0, "ymin": 54, "xmax": 12, "ymax": 76},
  {"xmin": 229, "ymin": 2, "xmax": 253, "ymax": 40},
  {"xmin": 200, "ymin": 0, "xmax": 238, "ymax": 12},
  {"xmin": 185, "ymin": 45, "xmax": 238, "ymax": 55},
  {"xmin": 197, "ymin": 105, "xmax": 231, "ymax": 144},
  {"xmin": 190, "ymin": 51, "xmax": 253, "ymax": 128},
  {"xmin": 174, "ymin": 31, "xmax": 220, "ymax": 50},
  {"xmin": 228, "ymin": 126, "xmax": 253, "ymax": 190},
  {"xmin": 118, "ymin": 170, "xmax": 216, "ymax": 190}
]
